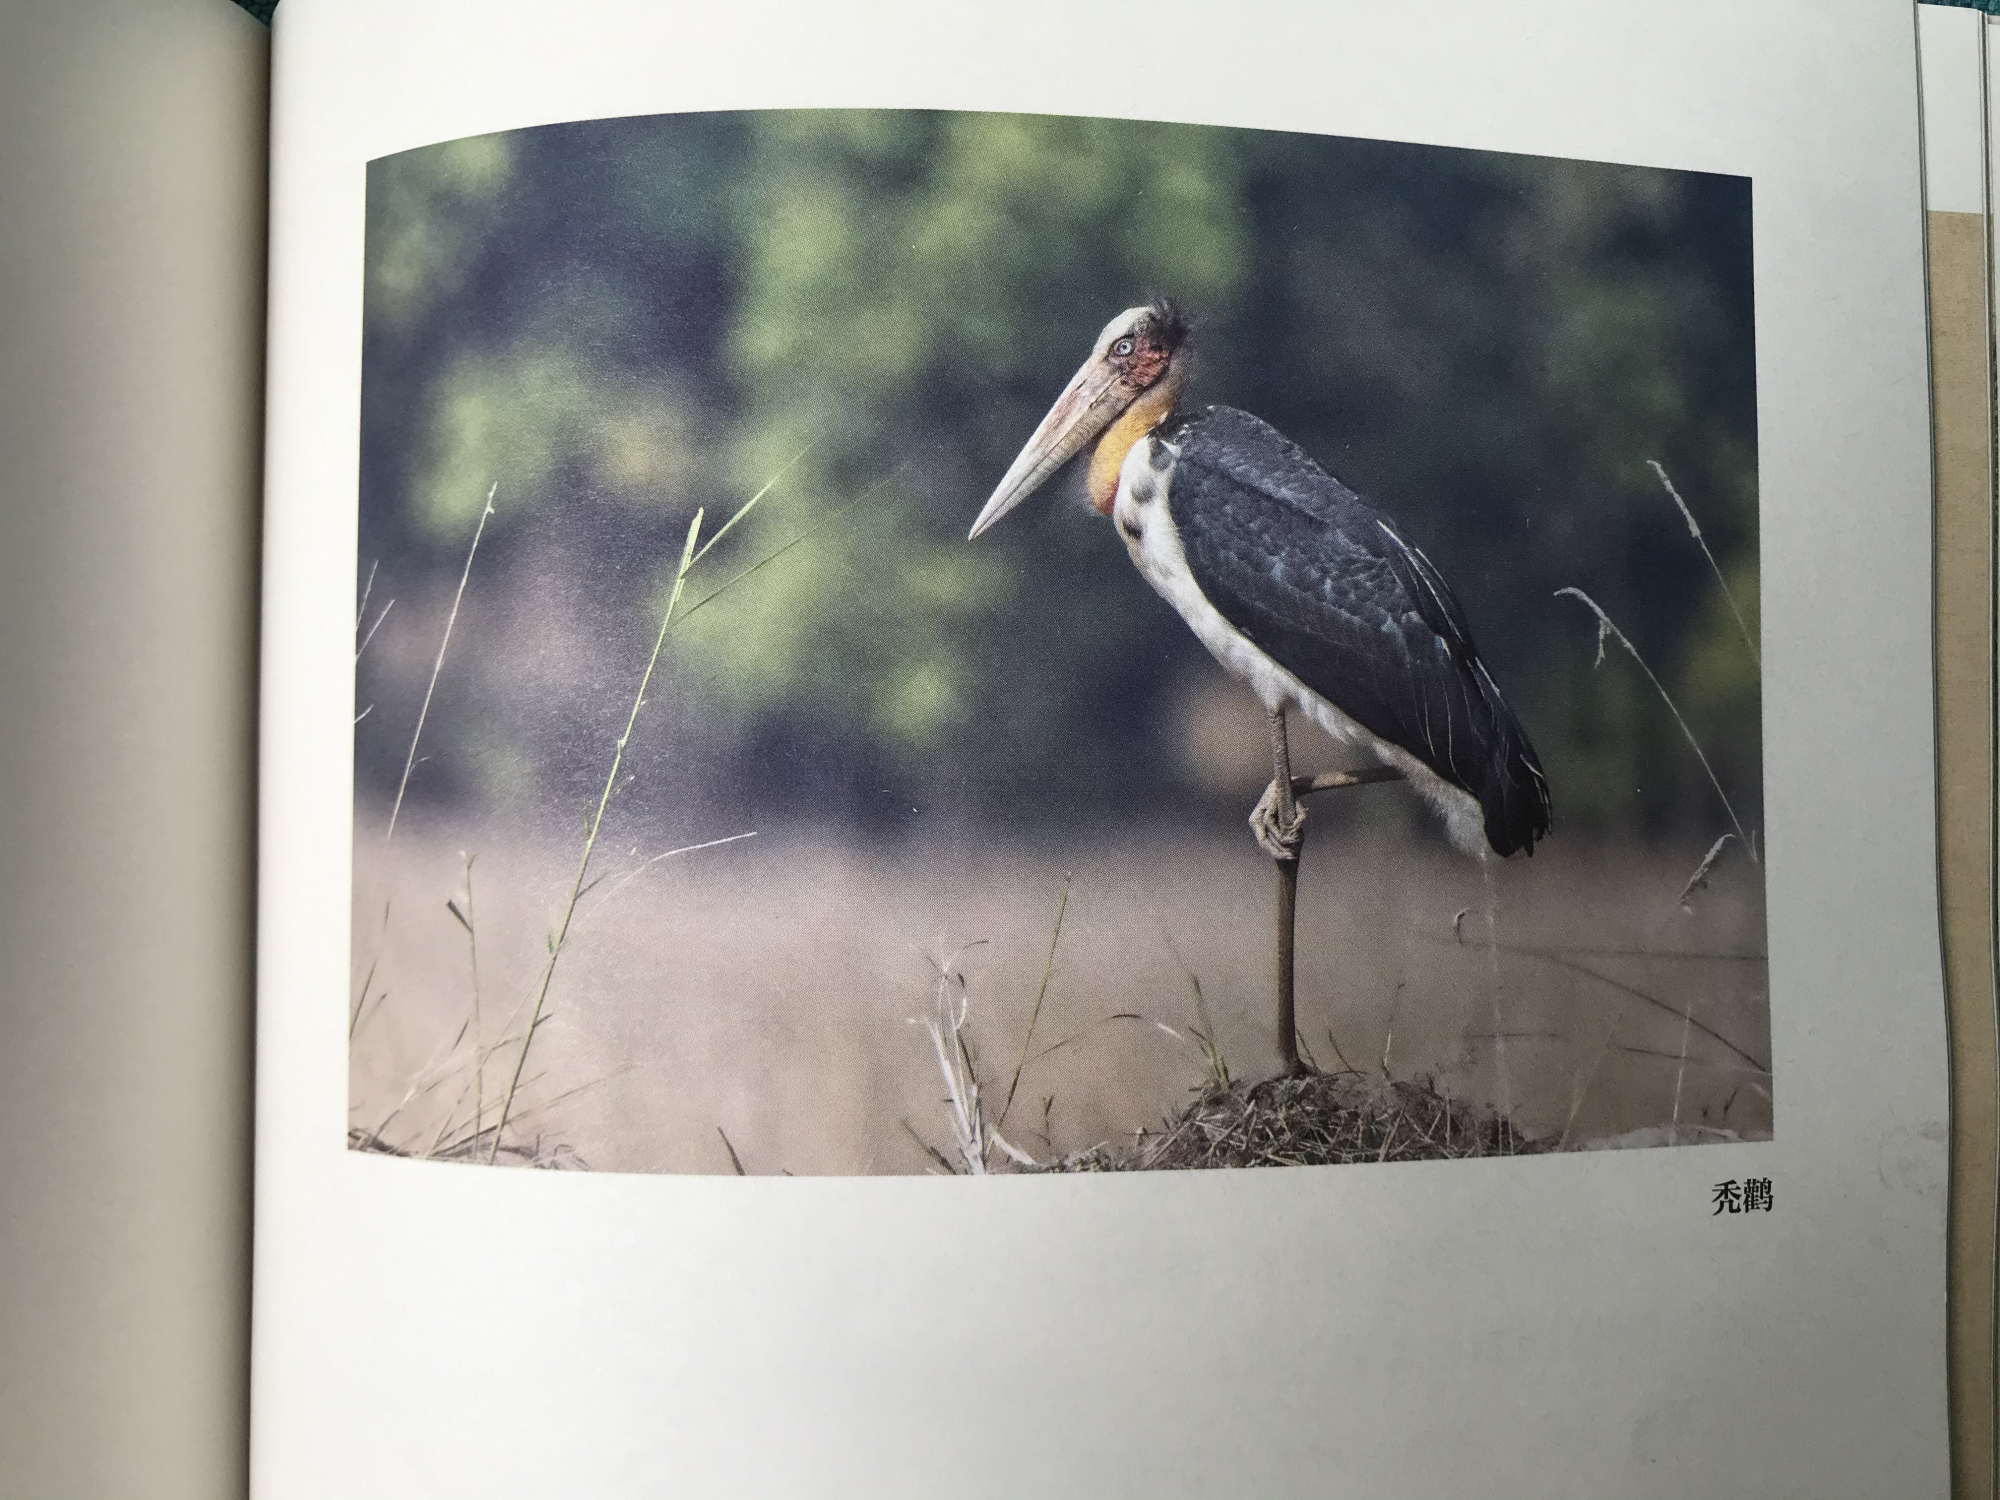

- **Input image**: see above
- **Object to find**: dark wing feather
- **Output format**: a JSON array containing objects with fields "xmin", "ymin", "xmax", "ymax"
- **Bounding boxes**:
[{"xmin": 1167, "ymin": 406, "xmax": 1551, "ymax": 856}]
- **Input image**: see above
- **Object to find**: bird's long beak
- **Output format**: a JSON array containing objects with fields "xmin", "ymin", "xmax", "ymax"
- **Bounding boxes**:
[{"xmin": 968, "ymin": 356, "xmax": 1129, "ymax": 539}]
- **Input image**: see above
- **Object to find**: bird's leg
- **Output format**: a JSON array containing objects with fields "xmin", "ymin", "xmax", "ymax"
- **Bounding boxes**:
[
  {"xmin": 1253, "ymin": 755, "xmax": 1403, "ymax": 1081},
  {"xmin": 1256, "ymin": 709, "xmax": 1308, "ymax": 1076},
  {"xmin": 1250, "ymin": 709, "xmax": 1307, "ymax": 860}
]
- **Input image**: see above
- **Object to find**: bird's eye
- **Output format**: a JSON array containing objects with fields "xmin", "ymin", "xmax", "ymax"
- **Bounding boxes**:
[{"xmin": 1112, "ymin": 337, "xmax": 1136, "ymax": 357}]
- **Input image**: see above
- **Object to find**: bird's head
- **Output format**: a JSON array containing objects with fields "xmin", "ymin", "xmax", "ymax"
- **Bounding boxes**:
[{"xmin": 968, "ymin": 299, "xmax": 1191, "ymax": 539}]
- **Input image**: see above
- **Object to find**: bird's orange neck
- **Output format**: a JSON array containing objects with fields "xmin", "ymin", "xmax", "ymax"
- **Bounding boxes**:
[{"xmin": 1087, "ymin": 361, "xmax": 1185, "ymax": 514}]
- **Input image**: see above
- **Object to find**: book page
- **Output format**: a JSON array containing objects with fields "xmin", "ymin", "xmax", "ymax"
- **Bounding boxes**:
[
  {"xmin": 0, "ymin": 1, "xmax": 267, "ymax": 1498},
  {"xmin": 257, "ymin": 2, "xmax": 1952, "ymax": 1495}
]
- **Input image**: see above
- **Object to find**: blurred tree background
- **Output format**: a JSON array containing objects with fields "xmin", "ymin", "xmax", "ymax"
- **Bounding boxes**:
[{"xmin": 357, "ymin": 109, "xmax": 1758, "ymax": 847}]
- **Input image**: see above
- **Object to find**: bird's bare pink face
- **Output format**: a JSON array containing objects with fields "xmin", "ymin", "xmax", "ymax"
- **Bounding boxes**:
[{"xmin": 1103, "ymin": 316, "xmax": 1176, "ymax": 396}]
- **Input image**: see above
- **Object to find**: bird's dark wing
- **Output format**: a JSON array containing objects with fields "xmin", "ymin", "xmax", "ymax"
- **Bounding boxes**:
[{"xmin": 1167, "ymin": 406, "xmax": 1551, "ymax": 856}]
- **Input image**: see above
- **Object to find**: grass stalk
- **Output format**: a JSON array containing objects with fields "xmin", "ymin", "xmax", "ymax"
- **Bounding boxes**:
[
  {"xmin": 1670, "ymin": 833, "xmax": 1737, "ymax": 916},
  {"xmin": 1491, "ymin": 939, "xmax": 1767, "ymax": 1073},
  {"xmin": 1555, "ymin": 586, "xmax": 1755, "ymax": 861},
  {"xmin": 1186, "ymin": 971, "xmax": 1231, "ymax": 1090},
  {"xmin": 355, "ymin": 559, "xmax": 395, "ymax": 664},
  {"xmin": 388, "ymin": 483, "xmax": 496, "ymax": 839},
  {"xmin": 996, "ymin": 874, "xmax": 1070, "ymax": 1132},
  {"xmin": 1160, "ymin": 933, "xmax": 1231, "ymax": 1089},
  {"xmin": 355, "ymin": 559, "xmax": 376, "ymax": 633},
  {"xmin": 488, "ymin": 506, "xmax": 705, "ymax": 1163},
  {"xmin": 350, "ymin": 957, "xmax": 379, "ymax": 1041},
  {"xmin": 598, "ymin": 830, "xmax": 758, "ymax": 901},
  {"xmin": 446, "ymin": 853, "xmax": 484, "ymax": 1148},
  {"xmin": 478, "ymin": 457, "xmax": 801, "ymax": 1163},
  {"xmin": 1669, "ymin": 1003, "xmax": 1696, "ymax": 1146},
  {"xmin": 1648, "ymin": 461, "xmax": 1758, "ymax": 666},
  {"xmin": 671, "ymin": 458, "xmax": 901, "ymax": 632},
  {"xmin": 357, "ymin": 601, "xmax": 393, "ymax": 664},
  {"xmin": 1557, "ymin": 1000, "xmax": 1629, "ymax": 1150},
  {"xmin": 926, "ymin": 970, "xmax": 989, "ymax": 1174},
  {"xmin": 717, "ymin": 1127, "xmax": 747, "ymax": 1176}
]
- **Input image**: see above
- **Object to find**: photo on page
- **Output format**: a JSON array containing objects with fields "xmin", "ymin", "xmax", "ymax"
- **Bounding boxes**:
[{"xmin": 347, "ymin": 109, "xmax": 1767, "ymax": 1176}]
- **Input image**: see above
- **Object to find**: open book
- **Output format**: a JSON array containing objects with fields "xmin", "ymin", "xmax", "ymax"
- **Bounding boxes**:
[{"xmin": 3, "ymin": 0, "xmax": 1994, "ymax": 1494}]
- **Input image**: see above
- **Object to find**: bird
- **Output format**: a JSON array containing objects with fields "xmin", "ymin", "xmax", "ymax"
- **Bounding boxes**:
[{"xmin": 968, "ymin": 298, "xmax": 1551, "ymax": 868}]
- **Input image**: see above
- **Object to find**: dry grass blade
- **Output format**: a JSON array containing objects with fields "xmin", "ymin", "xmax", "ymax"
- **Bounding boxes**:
[
  {"xmin": 1672, "ymin": 834, "xmax": 1736, "ymax": 914},
  {"xmin": 1555, "ymin": 586, "xmax": 1755, "ymax": 862},
  {"xmin": 900, "ymin": 1118, "xmax": 957, "ymax": 1175},
  {"xmin": 350, "ymin": 956, "xmax": 379, "ymax": 1041},
  {"xmin": 600, "ymin": 830, "xmax": 758, "ymax": 900},
  {"xmin": 1648, "ymin": 460, "xmax": 1758, "ymax": 666},
  {"xmin": 1558, "ymin": 1000, "xmax": 1629, "ymax": 1150},
  {"xmin": 911, "ymin": 939, "xmax": 1051, "ymax": 1173},
  {"xmin": 388, "ymin": 482, "xmax": 496, "ymax": 839},
  {"xmin": 997, "ymin": 874, "xmax": 1070, "ymax": 1132},
  {"xmin": 1159, "ymin": 931, "xmax": 1230, "ymax": 1088},
  {"xmin": 1492, "ymin": 940, "xmax": 1769, "ymax": 1074},
  {"xmin": 1669, "ymin": 1003, "xmax": 1696, "ymax": 1146},
  {"xmin": 926, "ymin": 980, "xmax": 993, "ymax": 1175},
  {"xmin": 1186, "ymin": 973, "xmax": 1230, "ymax": 1090},
  {"xmin": 355, "ymin": 558, "xmax": 377, "ymax": 633},
  {"xmin": 717, "ymin": 1127, "xmax": 747, "ymax": 1176},
  {"xmin": 1320, "ymin": 1028, "xmax": 1359, "ymax": 1075},
  {"xmin": 456, "ymin": 854, "xmax": 484, "ymax": 1149},
  {"xmin": 356, "ymin": 598, "xmax": 393, "ymax": 664},
  {"xmin": 368, "ymin": 1015, "xmax": 472, "ymax": 1146},
  {"xmin": 432, "ymin": 1062, "xmax": 645, "ymax": 1158}
]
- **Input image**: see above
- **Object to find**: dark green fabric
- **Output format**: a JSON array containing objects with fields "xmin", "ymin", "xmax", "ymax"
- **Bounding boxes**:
[{"xmin": 232, "ymin": 0, "xmax": 274, "ymax": 21}]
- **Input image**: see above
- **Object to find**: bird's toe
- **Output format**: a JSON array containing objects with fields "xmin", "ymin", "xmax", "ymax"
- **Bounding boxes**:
[{"xmin": 1249, "ymin": 781, "xmax": 1306, "ymax": 860}]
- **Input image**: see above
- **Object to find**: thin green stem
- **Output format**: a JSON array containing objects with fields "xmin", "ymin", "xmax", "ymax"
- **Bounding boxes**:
[
  {"xmin": 675, "ymin": 463, "xmax": 905, "ymax": 630},
  {"xmin": 692, "ymin": 447, "xmax": 807, "ymax": 567}
]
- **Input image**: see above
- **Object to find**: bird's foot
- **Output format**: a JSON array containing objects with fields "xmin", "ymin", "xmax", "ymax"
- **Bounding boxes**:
[{"xmin": 1249, "ymin": 779, "xmax": 1306, "ymax": 861}]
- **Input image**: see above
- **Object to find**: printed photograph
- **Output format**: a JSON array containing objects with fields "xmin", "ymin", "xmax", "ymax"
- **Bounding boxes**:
[{"xmin": 349, "ymin": 110, "xmax": 1766, "ymax": 1174}]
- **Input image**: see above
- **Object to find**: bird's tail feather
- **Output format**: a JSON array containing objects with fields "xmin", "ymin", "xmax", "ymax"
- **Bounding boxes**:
[{"xmin": 1471, "ymin": 668, "xmax": 1551, "ymax": 857}]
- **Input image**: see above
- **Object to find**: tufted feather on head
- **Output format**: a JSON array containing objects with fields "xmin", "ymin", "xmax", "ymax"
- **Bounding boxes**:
[{"xmin": 1139, "ymin": 296, "xmax": 1192, "ymax": 353}]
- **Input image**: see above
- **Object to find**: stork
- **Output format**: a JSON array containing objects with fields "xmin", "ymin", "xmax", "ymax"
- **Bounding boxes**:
[{"xmin": 969, "ymin": 300, "xmax": 1551, "ymax": 1072}]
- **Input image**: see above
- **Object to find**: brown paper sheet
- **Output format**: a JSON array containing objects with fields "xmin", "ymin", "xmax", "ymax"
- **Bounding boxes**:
[{"xmin": 1930, "ymin": 205, "xmax": 2000, "ymax": 1500}]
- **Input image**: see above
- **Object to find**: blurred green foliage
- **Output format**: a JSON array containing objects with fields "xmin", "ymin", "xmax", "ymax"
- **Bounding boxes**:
[{"xmin": 358, "ymin": 109, "xmax": 1758, "ymax": 839}]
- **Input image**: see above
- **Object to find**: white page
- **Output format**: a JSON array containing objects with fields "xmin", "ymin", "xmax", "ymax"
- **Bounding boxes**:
[
  {"xmin": 1922, "ymin": 4, "xmax": 1987, "ymax": 214},
  {"xmin": 256, "ymin": 2, "xmax": 1951, "ymax": 1495}
]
